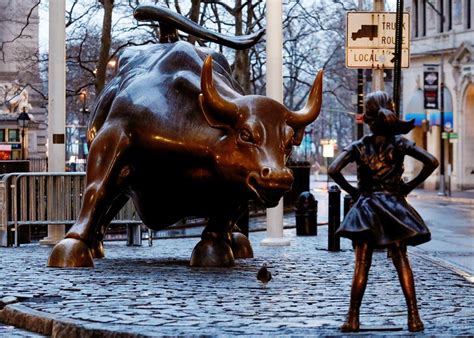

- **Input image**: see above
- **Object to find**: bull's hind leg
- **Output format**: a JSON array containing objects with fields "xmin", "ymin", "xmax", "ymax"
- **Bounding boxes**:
[
  {"xmin": 48, "ymin": 128, "xmax": 132, "ymax": 267},
  {"xmin": 190, "ymin": 215, "xmax": 235, "ymax": 267}
]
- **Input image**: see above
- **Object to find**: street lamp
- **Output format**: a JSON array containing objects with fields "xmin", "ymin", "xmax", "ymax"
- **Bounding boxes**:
[{"xmin": 17, "ymin": 107, "xmax": 31, "ymax": 160}]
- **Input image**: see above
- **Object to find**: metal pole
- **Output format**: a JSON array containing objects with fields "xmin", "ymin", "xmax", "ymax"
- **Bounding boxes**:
[
  {"xmin": 392, "ymin": 0, "xmax": 404, "ymax": 116},
  {"xmin": 41, "ymin": 0, "xmax": 66, "ymax": 245},
  {"xmin": 372, "ymin": 0, "xmax": 384, "ymax": 92},
  {"xmin": 20, "ymin": 128, "xmax": 25, "ymax": 160},
  {"xmin": 439, "ymin": 53, "xmax": 446, "ymax": 195},
  {"xmin": 261, "ymin": 0, "xmax": 290, "ymax": 247},
  {"xmin": 357, "ymin": 0, "xmax": 364, "ymax": 139},
  {"xmin": 423, "ymin": 1, "xmax": 446, "ymax": 195},
  {"xmin": 357, "ymin": 69, "xmax": 364, "ymax": 139}
]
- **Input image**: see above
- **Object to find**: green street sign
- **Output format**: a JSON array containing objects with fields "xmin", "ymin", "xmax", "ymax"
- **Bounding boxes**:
[{"xmin": 442, "ymin": 132, "xmax": 458, "ymax": 140}]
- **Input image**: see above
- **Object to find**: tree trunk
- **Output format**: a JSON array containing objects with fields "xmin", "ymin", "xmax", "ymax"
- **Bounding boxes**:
[
  {"xmin": 95, "ymin": 0, "xmax": 114, "ymax": 95},
  {"xmin": 188, "ymin": 0, "xmax": 201, "ymax": 45},
  {"xmin": 233, "ymin": 0, "xmax": 251, "ymax": 94}
]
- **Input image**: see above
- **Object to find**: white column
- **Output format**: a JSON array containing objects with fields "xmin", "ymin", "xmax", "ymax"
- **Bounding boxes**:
[
  {"xmin": 261, "ymin": 0, "xmax": 290, "ymax": 247},
  {"xmin": 372, "ymin": 0, "xmax": 384, "ymax": 92},
  {"xmin": 40, "ymin": 0, "xmax": 66, "ymax": 245}
]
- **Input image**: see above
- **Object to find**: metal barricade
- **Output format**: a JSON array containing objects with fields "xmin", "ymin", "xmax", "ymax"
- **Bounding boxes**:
[{"xmin": 0, "ymin": 172, "xmax": 142, "ymax": 247}]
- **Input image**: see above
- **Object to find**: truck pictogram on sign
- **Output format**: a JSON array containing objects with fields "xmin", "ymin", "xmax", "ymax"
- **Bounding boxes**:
[
  {"xmin": 346, "ymin": 12, "xmax": 410, "ymax": 69},
  {"xmin": 351, "ymin": 25, "xmax": 378, "ymax": 41}
]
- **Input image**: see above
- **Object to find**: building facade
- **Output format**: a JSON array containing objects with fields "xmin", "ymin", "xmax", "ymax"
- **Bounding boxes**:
[
  {"xmin": 403, "ymin": 0, "xmax": 474, "ymax": 190},
  {"xmin": 0, "ymin": 0, "xmax": 47, "ymax": 169}
]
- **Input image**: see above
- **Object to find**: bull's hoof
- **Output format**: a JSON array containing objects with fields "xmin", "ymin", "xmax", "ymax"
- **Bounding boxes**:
[
  {"xmin": 90, "ymin": 240, "xmax": 105, "ymax": 259},
  {"xmin": 47, "ymin": 238, "xmax": 94, "ymax": 268},
  {"xmin": 190, "ymin": 239, "xmax": 235, "ymax": 267},
  {"xmin": 231, "ymin": 232, "xmax": 254, "ymax": 259}
]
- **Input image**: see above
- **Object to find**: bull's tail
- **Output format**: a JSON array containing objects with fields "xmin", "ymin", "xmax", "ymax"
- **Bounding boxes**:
[
  {"xmin": 134, "ymin": 5, "xmax": 264, "ymax": 50},
  {"xmin": 86, "ymin": 79, "xmax": 119, "ymax": 146}
]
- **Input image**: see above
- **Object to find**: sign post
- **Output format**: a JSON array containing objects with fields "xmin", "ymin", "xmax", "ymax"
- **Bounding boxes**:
[
  {"xmin": 346, "ymin": 12, "xmax": 410, "ymax": 69},
  {"xmin": 321, "ymin": 139, "xmax": 337, "ymax": 189}
]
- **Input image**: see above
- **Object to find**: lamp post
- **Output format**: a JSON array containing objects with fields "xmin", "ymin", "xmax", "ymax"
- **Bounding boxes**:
[
  {"xmin": 17, "ymin": 107, "xmax": 31, "ymax": 160},
  {"xmin": 79, "ymin": 91, "xmax": 90, "ymax": 165}
]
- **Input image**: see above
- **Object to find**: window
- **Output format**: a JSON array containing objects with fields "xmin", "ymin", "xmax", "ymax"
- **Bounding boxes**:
[
  {"xmin": 422, "ymin": 0, "xmax": 427, "ymax": 35},
  {"xmin": 447, "ymin": 0, "xmax": 453, "ymax": 30},
  {"xmin": 439, "ymin": 0, "xmax": 445, "ymax": 32},
  {"xmin": 414, "ymin": 0, "xmax": 419, "ymax": 37},
  {"xmin": 467, "ymin": 0, "xmax": 472, "ymax": 29},
  {"xmin": 0, "ymin": 129, "xmax": 5, "ymax": 142},
  {"xmin": 8, "ymin": 129, "xmax": 20, "ymax": 142}
]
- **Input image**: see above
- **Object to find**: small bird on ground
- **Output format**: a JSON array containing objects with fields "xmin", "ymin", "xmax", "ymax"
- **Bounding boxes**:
[{"xmin": 257, "ymin": 263, "xmax": 272, "ymax": 287}]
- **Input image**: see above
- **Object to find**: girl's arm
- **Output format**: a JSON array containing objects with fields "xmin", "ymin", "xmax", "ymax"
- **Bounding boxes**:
[
  {"xmin": 402, "ymin": 145, "xmax": 439, "ymax": 195},
  {"xmin": 328, "ymin": 150, "xmax": 359, "ymax": 199}
]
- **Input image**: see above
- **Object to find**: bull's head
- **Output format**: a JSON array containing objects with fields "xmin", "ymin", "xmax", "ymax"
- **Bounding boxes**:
[{"xmin": 199, "ymin": 56, "xmax": 323, "ymax": 207}]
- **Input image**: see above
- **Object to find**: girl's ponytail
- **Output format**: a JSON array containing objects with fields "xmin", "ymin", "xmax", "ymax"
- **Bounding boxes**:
[{"xmin": 364, "ymin": 91, "xmax": 415, "ymax": 135}]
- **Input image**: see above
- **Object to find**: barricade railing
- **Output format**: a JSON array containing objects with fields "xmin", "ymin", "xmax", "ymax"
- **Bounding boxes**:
[{"xmin": 0, "ymin": 172, "xmax": 141, "ymax": 247}]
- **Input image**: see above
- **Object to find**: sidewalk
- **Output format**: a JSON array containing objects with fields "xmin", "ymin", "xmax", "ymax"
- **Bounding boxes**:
[{"xmin": 1, "ymin": 220, "xmax": 473, "ymax": 337}]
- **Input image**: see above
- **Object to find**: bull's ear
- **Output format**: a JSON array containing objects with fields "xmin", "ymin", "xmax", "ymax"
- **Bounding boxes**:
[
  {"xmin": 199, "ymin": 94, "xmax": 233, "ymax": 130},
  {"xmin": 291, "ymin": 129, "xmax": 305, "ymax": 146},
  {"xmin": 199, "ymin": 55, "xmax": 238, "ymax": 129}
]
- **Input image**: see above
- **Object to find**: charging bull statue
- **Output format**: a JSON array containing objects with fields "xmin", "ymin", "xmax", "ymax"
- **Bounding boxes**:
[{"xmin": 48, "ymin": 5, "xmax": 323, "ymax": 268}]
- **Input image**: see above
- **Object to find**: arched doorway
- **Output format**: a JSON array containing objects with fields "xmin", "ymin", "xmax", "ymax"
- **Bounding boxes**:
[{"xmin": 462, "ymin": 84, "xmax": 474, "ymax": 189}]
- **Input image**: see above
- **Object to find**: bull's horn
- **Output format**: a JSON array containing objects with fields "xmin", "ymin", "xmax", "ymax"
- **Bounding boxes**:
[
  {"xmin": 200, "ymin": 55, "xmax": 238, "ymax": 126},
  {"xmin": 286, "ymin": 70, "xmax": 323, "ymax": 129}
]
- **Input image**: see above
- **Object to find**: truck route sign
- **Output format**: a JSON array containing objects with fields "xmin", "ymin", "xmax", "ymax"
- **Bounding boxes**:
[{"xmin": 346, "ymin": 12, "xmax": 410, "ymax": 69}]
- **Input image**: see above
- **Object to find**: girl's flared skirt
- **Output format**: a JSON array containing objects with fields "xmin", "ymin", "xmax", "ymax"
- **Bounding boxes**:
[{"xmin": 336, "ymin": 192, "xmax": 431, "ymax": 248}]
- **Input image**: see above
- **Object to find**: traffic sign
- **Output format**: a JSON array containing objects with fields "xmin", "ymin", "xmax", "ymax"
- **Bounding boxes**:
[
  {"xmin": 442, "ymin": 132, "xmax": 458, "ymax": 140},
  {"xmin": 346, "ymin": 12, "xmax": 410, "ymax": 69}
]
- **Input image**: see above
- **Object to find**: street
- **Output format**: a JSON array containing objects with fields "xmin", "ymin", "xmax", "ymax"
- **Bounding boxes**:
[{"xmin": 409, "ymin": 196, "xmax": 474, "ymax": 281}]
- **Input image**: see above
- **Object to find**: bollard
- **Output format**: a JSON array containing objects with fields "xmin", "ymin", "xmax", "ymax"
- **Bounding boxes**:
[
  {"xmin": 148, "ymin": 228, "xmax": 153, "ymax": 247},
  {"xmin": 328, "ymin": 185, "xmax": 341, "ymax": 251},
  {"xmin": 343, "ymin": 194, "xmax": 353, "ymax": 218},
  {"xmin": 295, "ymin": 191, "xmax": 318, "ymax": 236},
  {"xmin": 127, "ymin": 224, "xmax": 142, "ymax": 246}
]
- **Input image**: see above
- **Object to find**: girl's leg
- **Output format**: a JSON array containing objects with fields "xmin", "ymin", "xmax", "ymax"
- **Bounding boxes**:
[
  {"xmin": 341, "ymin": 241, "xmax": 373, "ymax": 332},
  {"xmin": 390, "ymin": 244, "xmax": 424, "ymax": 332}
]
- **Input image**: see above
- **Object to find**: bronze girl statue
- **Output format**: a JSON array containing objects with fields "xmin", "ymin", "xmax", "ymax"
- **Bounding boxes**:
[{"xmin": 328, "ymin": 91, "xmax": 439, "ymax": 332}]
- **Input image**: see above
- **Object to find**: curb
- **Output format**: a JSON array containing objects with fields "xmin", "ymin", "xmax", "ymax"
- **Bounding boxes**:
[
  {"xmin": 409, "ymin": 193, "xmax": 474, "ymax": 205},
  {"xmin": 0, "ymin": 304, "xmax": 143, "ymax": 338},
  {"xmin": 410, "ymin": 248, "xmax": 474, "ymax": 284}
]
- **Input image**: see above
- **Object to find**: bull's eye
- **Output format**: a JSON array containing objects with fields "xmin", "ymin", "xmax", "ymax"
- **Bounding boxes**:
[{"xmin": 239, "ymin": 129, "xmax": 254, "ymax": 143}]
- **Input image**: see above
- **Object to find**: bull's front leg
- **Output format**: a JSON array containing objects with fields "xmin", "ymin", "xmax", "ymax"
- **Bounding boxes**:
[
  {"xmin": 47, "ymin": 128, "xmax": 132, "ymax": 268},
  {"xmin": 190, "ymin": 204, "xmax": 253, "ymax": 267}
]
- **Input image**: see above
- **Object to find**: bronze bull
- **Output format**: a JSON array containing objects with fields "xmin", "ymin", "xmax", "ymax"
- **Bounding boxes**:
[{"xmin": 48, "ymin": 5, "xmax": 323, "ymax": 268}]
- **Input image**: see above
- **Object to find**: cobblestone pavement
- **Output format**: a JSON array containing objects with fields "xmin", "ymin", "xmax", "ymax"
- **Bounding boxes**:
[{"xmin": 1, "ymin": 222, "xmax": 473, "ymax": 336}]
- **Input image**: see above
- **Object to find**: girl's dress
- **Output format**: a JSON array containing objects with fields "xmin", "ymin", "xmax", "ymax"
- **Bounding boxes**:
[{"xmin": 336, "ymin": 134, "xmax": 431, "ymax": 248}]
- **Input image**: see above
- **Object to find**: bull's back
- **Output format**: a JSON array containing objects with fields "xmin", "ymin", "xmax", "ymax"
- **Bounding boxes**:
[{"xmin": 88, "ymin": 41, "xmax": 240, "ymax": 146}]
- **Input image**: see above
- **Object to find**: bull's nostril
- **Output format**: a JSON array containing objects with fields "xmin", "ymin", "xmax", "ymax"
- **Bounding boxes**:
[{"xmin": 261, "ymin": 167, "xmax": 271, "ymax": 178}]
